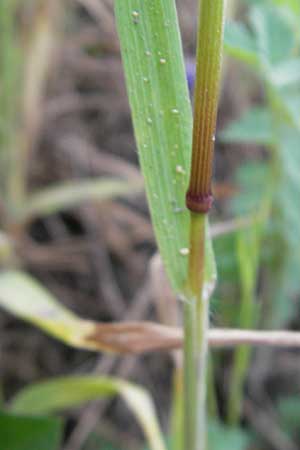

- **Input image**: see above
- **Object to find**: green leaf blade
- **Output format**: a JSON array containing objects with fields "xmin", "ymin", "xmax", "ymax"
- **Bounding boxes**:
[
  {"xmin": 114, "ymin": 0, "xmax": 192, "ymax": 294},
  {"xmin": 11, "ymin": 376, "xmax": 166, "ymax": 450},
  {"xmin": 10, "ymin": 377, "xmax": 120, "ymax": 415},
  {"xmin": 0, "ymin": 270, "xmax": 183, "ymax": 355},
  {"xmin": 0, "ymin": 270, "xmax": 92, "ymax": 348}
]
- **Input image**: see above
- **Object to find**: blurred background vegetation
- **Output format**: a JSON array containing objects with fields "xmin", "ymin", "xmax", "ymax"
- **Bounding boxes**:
[{"xmin": 1, "ymin": 0, "xmax": 300, "ymax": 449}]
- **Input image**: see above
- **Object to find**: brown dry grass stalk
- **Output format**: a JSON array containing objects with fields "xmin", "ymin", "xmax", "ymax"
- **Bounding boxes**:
[{"xmin": 83, "ymin": 321, "xmax": 300, "ymax": 354}]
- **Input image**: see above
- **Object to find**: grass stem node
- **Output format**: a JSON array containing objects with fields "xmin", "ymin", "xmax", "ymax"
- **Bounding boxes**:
[{"xmin": 186, "ymin": 192, "xmax": 214, "ymax": 214}]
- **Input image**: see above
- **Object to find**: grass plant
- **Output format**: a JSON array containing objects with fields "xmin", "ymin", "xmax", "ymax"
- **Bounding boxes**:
[{"xmin": 0, "ymin": 1, "xmax": 300, "ymax": 450}]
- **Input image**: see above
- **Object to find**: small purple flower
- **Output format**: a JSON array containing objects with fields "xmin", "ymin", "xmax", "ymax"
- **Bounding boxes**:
[{"xmin": 186, "ymin": 58, "xmax": 196, "ymax": 94}]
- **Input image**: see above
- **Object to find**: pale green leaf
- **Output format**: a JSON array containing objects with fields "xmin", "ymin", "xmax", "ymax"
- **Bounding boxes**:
[
  {"xmin": 224, "ymin": 22, "xmax": 258, "ymax": 66},
  {"xmin": 114, "ymin": 0, "xmax": 216, "ymax": 295},
  {"xmin": 11, "ymin": 376, "xmax": 166, "ymax": 450},
  {"xmin": 0, "ymin": 270, "xmax": 93, "ymax": 348},
  {"xmin": 249, "ymin": 6, "xmax": 295, "ymax": 66},
  {"xmin": 18, "ymin": 178, "xmax": 142, "ymax": 221},
  {"xmin": 270, "ymin": 59, "xmax": 300, "ymax": 87},
  {"xmin": 0, "ymin": 270, "xmax": 181, "ymax": 354},
  {"xmin": 220, "ymin": 107, "xmax": 273, "ymax": 145}
]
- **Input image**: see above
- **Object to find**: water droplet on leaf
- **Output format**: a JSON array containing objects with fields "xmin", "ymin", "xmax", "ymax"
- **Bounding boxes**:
[
  {"xmin": 132, "ymin": 10, "xmax": 139, "ymax": 24},
  {"xmin": 176, "ymin": 165, "xmax": 186, "ymax": 175},
  {"xmin": 179, "ymin": 248, "xmax": 190, "ymax": 256}
]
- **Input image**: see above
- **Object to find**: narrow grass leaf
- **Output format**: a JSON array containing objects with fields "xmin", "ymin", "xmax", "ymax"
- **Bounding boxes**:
[
  {"xmin": 0, "ymin": 270, "xmax": 93, "ymax": 349},
  {"xmin": 18, "ymin": 178, "xmax": 142, "ymax": 221},
  {"xmin": 11, "ymin": 376, "xmax": 166, "ymax": 450},
  {"xmin": 114, "ymin": 0, "xmax": 215, "ymax": 295},
  {"xmin": 0, "ymin": 270, "xmax": 180, "ymax": 354}
]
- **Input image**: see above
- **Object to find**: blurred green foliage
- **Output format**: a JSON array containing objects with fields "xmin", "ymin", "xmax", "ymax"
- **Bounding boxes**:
[
  {"xmin": 218, "ymin": 0, "xmax": 300, "ymax": 430},
  {"xmin": 0, "ymin": 412, "xmax": 62, "ymax": 450},
  {"xmin": 222, "ymin": 0, "xmax": 300, "ymax": 327}
]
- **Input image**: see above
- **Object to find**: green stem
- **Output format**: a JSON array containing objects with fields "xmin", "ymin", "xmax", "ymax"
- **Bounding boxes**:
[
  {"xmin": 170, "ymin": 365, "xmax": 184, "ymax": 450},
  {"xmin": 184, "ymin": 213, "xmax": 208, "ymax": 450},
  {"xmin": 187, "ymin": 0, "xmax": 225, "ymax": 212},
  {"xmin": 183, "ymin": 1, "xmax": 225, "ymax": 448}
]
